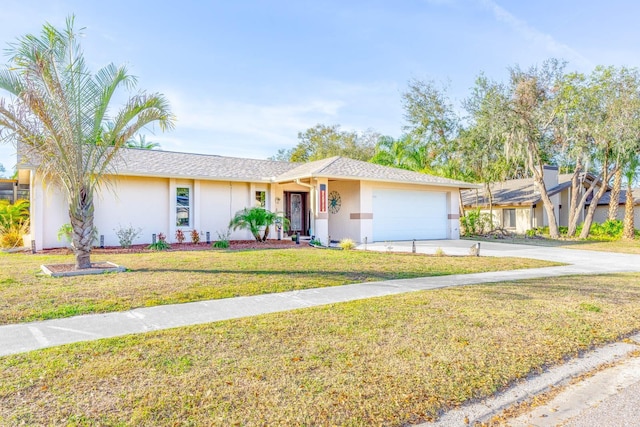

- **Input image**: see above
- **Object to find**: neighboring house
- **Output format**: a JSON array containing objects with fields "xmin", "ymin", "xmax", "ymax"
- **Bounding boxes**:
[
  {"xmin": 590, "ymin": 188, "xmax": 640, "ymax": 226},
  {"xmin": 17, "ymin": 148, "xmax": 478, "ymax": 250},
  {"xmin": 0, "ymin": 178, "xmax": 29, "ymax": 204},
  {"xmin": 461, "ymin": 165, "xmax": 611, "ymax": 233}
]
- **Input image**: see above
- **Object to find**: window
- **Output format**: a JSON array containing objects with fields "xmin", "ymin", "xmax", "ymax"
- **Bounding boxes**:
[
  {"xmin": 255, "ymin": 190, "xmax": 266, "ymax": 208},
  {"xmin": 503, "ymin": 209, "xmax": 516, "ymax": 229},
  {"xmin": 176, "ymin": 187, "xmax": 191, "ymax": 227}
]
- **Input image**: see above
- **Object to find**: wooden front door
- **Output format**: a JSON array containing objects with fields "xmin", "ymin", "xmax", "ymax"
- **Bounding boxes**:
[{"xmin": 286, "ymin": 192, "xmax": 306, "ymax": 234}]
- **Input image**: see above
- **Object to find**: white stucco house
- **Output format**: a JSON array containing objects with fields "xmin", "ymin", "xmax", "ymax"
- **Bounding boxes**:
[{"xmin": 17, "ymin": 148, "xmax": 478, "ymax": 250}]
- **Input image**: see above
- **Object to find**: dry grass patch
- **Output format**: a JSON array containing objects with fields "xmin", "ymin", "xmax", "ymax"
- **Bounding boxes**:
[
  {"xmin": 560, "ymin": 239, "xmax": 640, "ymax": 254},
  {"xmin": 2, "ymin": 274, "xmax": 640, "ymax": 426},
  {"xmin": 0, "ymin": 249, "xmax": 555, "ymax": 324}
]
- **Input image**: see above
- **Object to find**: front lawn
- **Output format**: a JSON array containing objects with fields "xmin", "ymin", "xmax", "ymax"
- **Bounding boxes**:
[
  {"xmin": 560, "ymin": 239, "xmax": 640, "ymax": 254},
  {"xmin": 0, "ymin": 248, "xmax": 555, "ymax": 324},
  {"xmin": 2, "ymin": 274, "xmax": 639, "ymax": 425}
]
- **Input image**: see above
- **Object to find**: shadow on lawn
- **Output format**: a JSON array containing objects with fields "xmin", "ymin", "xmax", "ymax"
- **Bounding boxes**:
[{"xmin": 129, "ymin": 267, "xmax": 447, "ymax": 282}]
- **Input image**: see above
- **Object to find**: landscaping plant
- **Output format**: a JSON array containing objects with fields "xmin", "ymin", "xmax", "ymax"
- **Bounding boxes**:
[
  {"xmin": 148, "ymin": 232, "xmax": 170, "ymax": 251},
  {"xmin": 0, "ymin": 199, "xmax": 29, "ymax": 248},
  {"xmin": 338, "ymin": 238, "xmax": 356, "ymax": 250},
  {"xmin": 114, "ymin": 224, "xmax": 142, "ymax": 248},
  {"xmin": 175, "ymin": 229, "xmax": 186, "ymax": 244},
  {"xmin": 190, "ymin": 229, "xmax": 200, "ymax": 244},
  {"xmin": 212, "ymin": 229, "xmax": 230, "ymax": 249},
  {"xmin": 229, "ymin": 207, "xmax": 289, "ymax": 242}
]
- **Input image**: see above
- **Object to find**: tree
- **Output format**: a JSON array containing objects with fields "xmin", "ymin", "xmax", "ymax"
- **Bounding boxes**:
[
  {"xmin": 229, "ymin": 207, "xmax": 288, "ymax": 242},
  {"xmin": 126, "ymin": 134, "xmax": 160, "ymax": 150},
  {"xmin": 0, "ymin": 163, "xmax": 5, "ymax": 178},
  {"xmin": 554, "ymin": 70, "xmax": 603, "ymax": 238},
  {"xmin": 283, "ymin": 124, "xmax": 378, "ymax": 162},
  {"xmin": 578, "ymin": 66, "xmax": 640, "ymax": 238},
  {"xmin": 370, "ymin": 134, "xmax": 418, "ymax": 171},
  {"xmin": 499, "ymin": 60, "xmax": 566, "ymax": 238},
  {"xmin": 0, "ymin": 17, "xmax": 174, "ymax": 268},
  {"xmin": 460, "ymin": 74, "xmax": 513, "ymax": 213},
  {"xmin": 401, "ymin": 79, "xmax": 461, "ymax": 176},
  {"xmin": 622, "ymin": 154, "xmax": 639, "ymax": 239}
]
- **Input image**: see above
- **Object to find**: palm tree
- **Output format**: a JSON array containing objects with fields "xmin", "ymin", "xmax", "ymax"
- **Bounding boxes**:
[
  {"xmin": 229, "ymin": 207, "xmax": 289, "ymax": 242},
  {"xmin": 126, "ymin": 134, "xmax": 161, "ymax": 150},
  {"xmin": 0, "ymin": 17, "xmax": 174, "ymax": 268}
]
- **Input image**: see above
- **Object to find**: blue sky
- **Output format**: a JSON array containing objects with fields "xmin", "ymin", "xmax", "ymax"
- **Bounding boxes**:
[{"xmin": 1, "ymin": 0, "xmax": 639, "ymax": 175}]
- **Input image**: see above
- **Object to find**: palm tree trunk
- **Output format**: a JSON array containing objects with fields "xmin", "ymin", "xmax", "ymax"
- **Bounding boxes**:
[
  {"xmin": 607, "ymin": 167, "xmax": 622, "ymax": 220},
  {"xmin": 623, "ymin": 182, "xmax": 635, "ymax": 240},
  {"xmin": 69, "ymin": 186, "xmax": 94, "ymax": 269}
]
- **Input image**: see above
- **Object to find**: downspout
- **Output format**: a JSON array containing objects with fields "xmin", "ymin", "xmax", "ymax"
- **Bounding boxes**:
[{"xmin": 295, "ymin": 178, "xmax": 315, "ymax": 236}]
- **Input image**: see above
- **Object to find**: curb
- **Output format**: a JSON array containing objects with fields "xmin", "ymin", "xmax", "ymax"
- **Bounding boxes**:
[{"xmin": 419, "ymin": 332, "xmax": 640, "ymax": 426}]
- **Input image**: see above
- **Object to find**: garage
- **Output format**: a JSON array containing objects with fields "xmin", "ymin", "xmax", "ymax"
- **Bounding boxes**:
[{"xmin": 372, "ymin": 189, "xmax": 448, "ymax": 241}]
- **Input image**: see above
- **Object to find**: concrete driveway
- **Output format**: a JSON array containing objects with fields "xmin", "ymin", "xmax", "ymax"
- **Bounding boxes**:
[{"xmin": 360, "ymin": 239, "xmax": 640, "ymax": 274}]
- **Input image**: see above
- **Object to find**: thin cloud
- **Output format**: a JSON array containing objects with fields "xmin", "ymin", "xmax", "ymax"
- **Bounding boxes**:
[{"xmin": 480, "ymin": 0, "xmax": 593, "ymax": 69}]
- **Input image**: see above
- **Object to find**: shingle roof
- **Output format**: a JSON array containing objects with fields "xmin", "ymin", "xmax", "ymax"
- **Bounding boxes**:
[
  {"xmin": 461, "ymin": 178, "xmax": 570, "ymax": 207},
  {"xmin": 591, "ymin": 188, "xmax": 640, "ymax": 206},
  {"xmin": 21, "ymin": 147, "xmax": 478, "ymax": 188},
  {"xmin": 276, "ymin": 156, "xmax": 478, "ymax": 188},
  {"xmin": 111, "ymin": 148, "xmax": 297, "ymax": 182}
]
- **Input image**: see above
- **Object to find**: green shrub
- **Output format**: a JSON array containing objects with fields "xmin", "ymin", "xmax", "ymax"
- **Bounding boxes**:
[
  {"xmin": 309, "ymin": 238, "xmax": 323, "ymax": 246},
  {"xmin": 148, "ymin": 233, "xmax": 170, "ymax": 251},
  {"xmin": 212, "ymin": 229, "xmax": 230, "ymax": 249},
  {"xmin": 460, "ymin": 209, "xmax": 494, "ymax": 236},
  {"xmin": 0, "ymin": 200, "xmax": 30, "ymax": 248}
]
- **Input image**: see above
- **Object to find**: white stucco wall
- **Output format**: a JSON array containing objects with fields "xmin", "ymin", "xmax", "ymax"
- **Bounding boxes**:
[
  {"xmin": 327, "ymin": 180, "xmax": 360, "ymax": 242},
  {"xmin": 94, "ymin": 175, "xmax": 170, "ymax": 247},
  {"xmin": 593, "ymin": 204, "xmax": 640, "ymax": 227}
]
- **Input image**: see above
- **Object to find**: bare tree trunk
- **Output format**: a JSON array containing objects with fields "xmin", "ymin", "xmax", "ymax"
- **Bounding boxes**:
[
  {"xmin": 623, "ymin": 181, "xmax": 635, "ymax": 240},
  {"xmin": 458, "ymin": 189, "xmax": 465, "ymax": 220},
  {"xmin": 607, "ymin": 167, "xmax": 622, "ymax": 220},
  {"xmin": 535, "ymin": 175, "xmax": 560, "ymax": 238},
  {"xmin": 579, "ymin": 169, "xmax": 615, "ymax": 239},
  {"xmin": 69, "ymin": 186, "xmax": 94, "ymax": 269},
  {"xmin": 566, "ymin": 162, "xmax": 583, "ymax": 237}
]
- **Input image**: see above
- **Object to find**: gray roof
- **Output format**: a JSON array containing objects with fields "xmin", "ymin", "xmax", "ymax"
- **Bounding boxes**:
[
  {"xmin": 275, "ymin": 156, "xmax": 477, "ymax": 188},
  {"xmin": 19, "ymin": 147, "xmax": 478, "ymax": 188},
  {"xmin": 462, "ymin": 177, "xmax": 570, "ymax": 208},
  {"xmin": 592, "ymin": 188, "xmax": 640, "ymax": 206},
  {"xmin": 111, "ymin": 148, "xmax": 297, "ymax": 182}
]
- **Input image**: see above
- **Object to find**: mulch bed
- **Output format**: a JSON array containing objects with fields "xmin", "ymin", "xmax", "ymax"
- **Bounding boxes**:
[{"xmin": 37, "ymin": 239, "xmax": 306, "ymax": 256}]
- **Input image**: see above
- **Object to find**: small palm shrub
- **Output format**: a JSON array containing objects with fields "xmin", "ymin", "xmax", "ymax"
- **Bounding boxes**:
[
  {"xmin": 230, "ymin": 207, "xmax": 289, "ymax": 242},
  {"xmin": 0, "ymin": 199, "xmax": 30, "ymax": 249}
]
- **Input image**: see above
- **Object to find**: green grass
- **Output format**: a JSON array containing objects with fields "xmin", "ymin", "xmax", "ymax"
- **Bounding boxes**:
[
  {"xmin": 0, "ymin": 248, "xmax": 556, "ymax": 324},
  {"xmin": 2, "ymin": 273, "xmax": 639, "ymax": 426}
]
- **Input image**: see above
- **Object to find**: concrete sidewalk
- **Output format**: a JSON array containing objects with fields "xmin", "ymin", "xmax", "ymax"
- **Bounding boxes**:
[{"xmin": 2, "ymin": 239, "xmax": 639, "ymax": 357}]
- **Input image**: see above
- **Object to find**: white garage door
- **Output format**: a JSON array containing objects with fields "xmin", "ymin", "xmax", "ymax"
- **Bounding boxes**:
[{"xmin": 372, "ymin": 189, "xmax": 448, "ymax": 241}]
